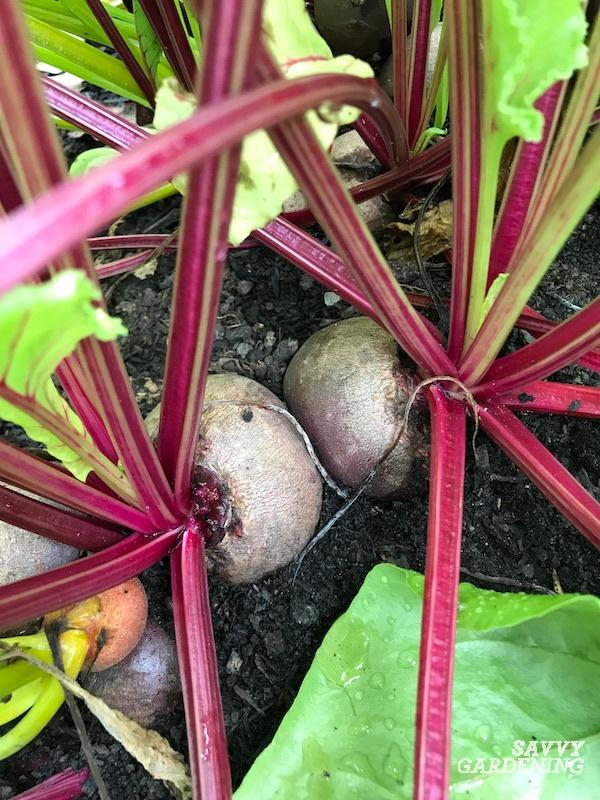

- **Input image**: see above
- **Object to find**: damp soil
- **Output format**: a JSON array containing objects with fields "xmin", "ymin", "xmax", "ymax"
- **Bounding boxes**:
[{"xmin": 2, "ymin": 186, "xmax": 600, "ymax": 797}]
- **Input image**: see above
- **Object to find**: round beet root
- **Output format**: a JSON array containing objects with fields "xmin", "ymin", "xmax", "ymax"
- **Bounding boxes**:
[
  {"xmin": 283, "ymin": 317, "xmax": 429, "ymax": 498},
  {"xmin": 147, "ymin": 374, "xmax": 322, "ymax": 584},
  {"xmin": 0, "ymin": 521, "xmax": 78, "ymax": 587},
  {"xmin": 86, "ymin": 578, "xmax": 148, "ymax": 672},
  {"xmin": 84, "ymin": 621, "xmax": 180, "ymax": 727}
]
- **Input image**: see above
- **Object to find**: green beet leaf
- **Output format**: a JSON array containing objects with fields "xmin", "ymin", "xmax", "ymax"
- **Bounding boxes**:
[
  {"xmin": 152, "ymin": 0, "xmax": 373, "ymax": 245},
  {"xmin": 57, "ymin": 0, "xmax": 103, "ymax": 39},
  {"xmin": 236, "ymin": 565, "xmax": 600, "ymax": 799},
  {"xmin": 133, "ymin": 0, "xmax": 162, "ymax": 83},
  {"xmin": 466, "ymin": 0, "xmax": 588, "ymax": 342},
  {"xmin": 70, "ymin": 147, "xmax": 176, "ymax": 209},
  {"xmin": 0, "ymin": 271, "xmax": 126, "ymax": 480},
  {"xmin": 482, "ymin": 0, "xmax": 588, "ymax": 145}
]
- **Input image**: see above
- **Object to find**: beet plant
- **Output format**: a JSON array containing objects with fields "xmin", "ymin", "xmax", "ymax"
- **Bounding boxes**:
[
  {"xmin": 24, "ymin": 0, "xmax": 451, "ymax": 270},
  {"xmin": 0, "ymin": 1, "xmax": 598, "ymax": 799}
]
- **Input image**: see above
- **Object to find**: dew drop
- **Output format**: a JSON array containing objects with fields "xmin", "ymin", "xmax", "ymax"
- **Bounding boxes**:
[
  {"xmin": 384, "ymin": 717, "xmax": 396, "ymax": 731},
  {"xmin": 341, "ymin": 753, "xmax": 377, "ymax": 780},
  {"xmin": 354, "ymin": 690, "xmax": 364, "ymax": 701},
  {"xmin": 369, "ymin": 672, "xmax": 385, "ymax": 690},
  {"xmin": 475, "ymin": 724, "xmax": 492, "ymax": 743},
  {"xmin": 382, "ymin": 742, "xmax": 406, "ymax": 781}
]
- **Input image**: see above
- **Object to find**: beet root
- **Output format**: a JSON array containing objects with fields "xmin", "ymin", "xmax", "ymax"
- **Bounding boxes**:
[
  {"xmin": 283, "ymin": 317, "xmax": 429, "ymax": 498},
  {"xmin": 84, "ymin": 621, "xmax": 180, "ymax": 727},
  {"xmin": 0, "ymin": 521, "xmax": 78, "ymax": 588},
  {"xmin": 146, "ymin": 374, "xmax": 323, "ymax": 584},
  {"xmin": 45, "ymin": 577, "xmax": 148, "ymax": 672}
]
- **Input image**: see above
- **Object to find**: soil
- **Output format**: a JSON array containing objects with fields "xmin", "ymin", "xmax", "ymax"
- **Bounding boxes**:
[{"xmin": 2, "ymin": 181, "xmax": 599, "ymax": 796}]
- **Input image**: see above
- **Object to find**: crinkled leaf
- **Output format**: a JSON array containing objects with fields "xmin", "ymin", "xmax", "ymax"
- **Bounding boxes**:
[
  {"xmin": 466, "ymin": 0, "xmax": 588, "ymax": 341},
  {"xmin": 133, "ymin": 0, "xmax": 162, "ymax": 82},
  {"xmin": 482, "ymin": 0, "xmax": 588, "ymax": 143},
  {"xmin": 236, "ymin": 565, "xmax": 600, "ymax": 799},
  {"xmin": 0, "ymin": 271, "xmax": 125, "ymax": 479},
  {"xmin": 154, "ymin": 52, "xmax": 372, "ymax": 244},
  {"xmin": 153, "ymin": 0, "xmax": 373, "ymax": 244},
  {"xmin": 262, "ymin": 0, "xmax": 332, "ymax": 62}
]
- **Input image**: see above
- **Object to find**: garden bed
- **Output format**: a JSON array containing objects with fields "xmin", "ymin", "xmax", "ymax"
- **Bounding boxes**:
[{"xmin": 2, "ymin": 195, "xmax": 599, "ymax": 799}]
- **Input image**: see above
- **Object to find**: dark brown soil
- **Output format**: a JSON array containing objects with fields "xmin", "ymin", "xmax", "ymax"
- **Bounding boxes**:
[{"xmin": 2, "ymin": 189, "xmax": 599, "ymax": 798}]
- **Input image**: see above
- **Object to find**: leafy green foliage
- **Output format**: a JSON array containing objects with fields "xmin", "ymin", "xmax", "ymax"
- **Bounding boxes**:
[
  {"xmin": 0, "ymin": 271, "xmax": 125, "ymax": 479},
  {"xmin": 236, "ymin": 565, "xmax": 600, "ymax": 799},
  {"xmin": 70, "ymin": 147, "xmax": 177, "ymax": 208},
  {"xmin": 466, "ymin": 0, "xmax": 588, "ymax": 341},
  {"xmin": 57, "ymin": 0, "xmax": 103, "ymax": 38},
  {"xmin": 27, "ymin": 14, "xmax": 150, "ymax": 105},
  {"xmin": 482, "ymin": 0, "xmax": 588, "ymax": 145},
  {"xmin": 133, "ymin": 0, "xmax": 162, "ymax": 83},
  {"xmin": 153, "ymin": 0, "xmax": 373, "ymax": 244}
]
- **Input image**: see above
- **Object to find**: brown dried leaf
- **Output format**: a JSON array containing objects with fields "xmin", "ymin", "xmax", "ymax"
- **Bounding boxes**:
[
  {"xmin": 3, "ymin": 646, "xmax": 192, "ymax": 799},
  {"xmin": 388, "ymin": 199, "xmax": 453, "ymax": 260}
]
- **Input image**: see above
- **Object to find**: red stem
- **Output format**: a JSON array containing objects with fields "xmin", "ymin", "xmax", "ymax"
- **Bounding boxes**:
[
  {"xmin": 254, "ymin": 218, "xmax": 380, "ymax": 322},
  {"xmin": 85, "ymin": 0, "xmax": 156, "ymax": 105},
  {"xmin": 391, "ymin": 0, "xmax": 408, "ymax": 122},
  {"xmin": 445, "ymin": 0, "xmax": 482, "ymax": 361},
  {"xmin": 56, "ymin": 356, "xmax": 119, "ymax": 463},
  {"xmin": 0, "ymin": 440, "xmax": 154, "ymax": 533},
  {"xmin": 43, "ymin": 76, "xmax": 149, "ymax": 149},
  {"xmin": 353, "ymin": 114, "xmax": 395, "ymax": 169},
  {"xmin": 516, "ymin": 306, "xmax": 600, "ymax": 374},
  {"xmin": 78, "ymin": 338, "xmax": 182, "ymax": 529},
  {"xmin": 407, "ymin": 0, "xmax": 433, "ymax": 146},
  {"xmin": 171, "ymin": 527, "xmax": 231, "ymax": 799},
  {"xmin": 137, "ymin": 0, "xmax": 196, "ymax": 91},
  {"xmin": 0, "ymin": 527, "xmax": 181, "ymax": 630},
  {"xmin": 488, "ymin": 83, "xmax": 564, "ymax": 283},
  {"xmin": 499, "ymin": 380, "xmax": 600, "ymax": 418},
  {"xmin": 11, "ymin": 768, "xmax": 89, "ymax": 800},
  {"xmin": 0, "ymin": 484, "xmax": 122, "ymax": 550},
  {"xmin": 0, "ymin": 134, "xmax": 21, "ymax": 212},
  {"xmin": 157, "ymin": 0, "xmax": 263, "ymax": 511},
  {"xmin": 479, "ymin": 404, "xmax": 600, "ymax": 549},
  {"xmin": 414, "ymin": 387, "xmax": 466, "ymax": 800},
  {"xmin": 473, "ymin": 297, "xmax": 600, "ymax": 397}
]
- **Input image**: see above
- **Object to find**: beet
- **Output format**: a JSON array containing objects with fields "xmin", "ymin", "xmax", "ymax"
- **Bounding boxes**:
[
  {"xmin": 0, "ymin": 522, "xmax": 78, "ymax": 587},
  {"xmin": 47, "ymin": 578, "xmax": 149, "ymax": 672},
  {"xmin": 86, "ymin": 578, "xmax": 149, "ymax": 672},
  {"xmin": 84, "ymin": 621, "xmax": 180, "ymax": 727},
  {"xmin": 283, "ymin": 317, "xmax": 429, "ymax": 498},
  {"xmin": 146, "ymin": 374, "xmax": 323, "ymax": 584}
]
